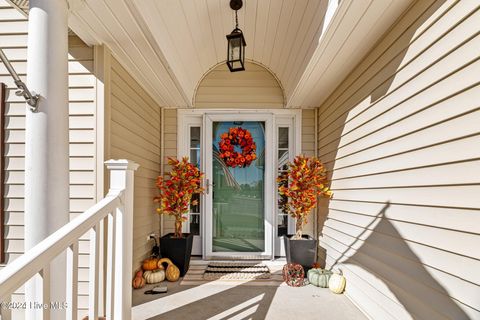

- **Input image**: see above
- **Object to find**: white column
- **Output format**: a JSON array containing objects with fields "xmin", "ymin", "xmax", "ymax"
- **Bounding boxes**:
[
  {"xmin": 105, "ymin": 160, "xmax": 138, "ymax": 320},
  {"xmin": 24, "ymin": 1, "xmax": 69, "ymax": 320}
]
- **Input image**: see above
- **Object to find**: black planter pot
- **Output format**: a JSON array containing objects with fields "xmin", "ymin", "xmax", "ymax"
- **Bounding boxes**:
[
  {"xmin": 284, "ymin": 235, "xmax": 318, "ymax": 275},
  {"xmin": 160, "ymin": 233, "xmax": 194, "ymax": 277}
]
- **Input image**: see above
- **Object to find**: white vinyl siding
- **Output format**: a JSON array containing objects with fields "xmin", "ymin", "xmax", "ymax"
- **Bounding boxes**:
[
  {"xmin": 0, "ymin": 2, "xmax": 97, "ymax": 318},
  {"xmin": 317, "ymin": 1, "xmax": 480, "ymax": 319},
  {"xmin": 107, "ymin": 56, "xmax": 161, "ymax": 273}
]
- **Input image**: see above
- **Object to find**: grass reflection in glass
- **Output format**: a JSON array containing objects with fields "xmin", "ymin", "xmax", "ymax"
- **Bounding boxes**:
[{"xmin": 212, "ymin": 121, "xmax": 265, "ymax": 252}]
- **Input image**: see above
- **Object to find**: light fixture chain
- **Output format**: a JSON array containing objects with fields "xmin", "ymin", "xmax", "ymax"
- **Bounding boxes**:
[
  {"xmin": 226, "ymin": 0, "xmax": 246, "ymax": 72},
  {"xmin": 235, "ymin": 9, "xmax": 239, "ymax": 29}
]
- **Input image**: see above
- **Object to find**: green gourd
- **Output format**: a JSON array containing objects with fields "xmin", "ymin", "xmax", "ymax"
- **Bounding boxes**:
[{"xmin": 307, "ymin": 268, "xmax": 333, "ymax": 288}]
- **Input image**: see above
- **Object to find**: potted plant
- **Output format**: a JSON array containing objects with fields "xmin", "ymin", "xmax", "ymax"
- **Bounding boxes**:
[
  {"xmin": 278, "ymin": 155, "xmax": 333, "ymax": 273},
  {"xmin": 154, "ymin": 157, "xmax": 205, "ymax": 276}
]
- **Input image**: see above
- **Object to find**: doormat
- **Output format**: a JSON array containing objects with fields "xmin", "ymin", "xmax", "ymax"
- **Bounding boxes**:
[
  {"xmin": 203, "ymin": 262, "xmax": 271, "ymax": 280},
  {"xmin": 180, "ymin": 261, "xmax": 285, "ymax": 286}
]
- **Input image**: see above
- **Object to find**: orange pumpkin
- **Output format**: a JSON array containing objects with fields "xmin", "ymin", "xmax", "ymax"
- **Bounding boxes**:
[
  {"xmin": 143, "ymin": 258, "xmax": 159, "ymax": 271},
  {"xmin": 132, "ymin": 270, "xmax": 146, "ymax": 289}
]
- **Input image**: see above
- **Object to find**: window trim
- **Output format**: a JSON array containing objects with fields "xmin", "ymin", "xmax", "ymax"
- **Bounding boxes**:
[
  {"xmin": 186, "ymin": 125, "xmax": 202, "ymax": 235},
  {"xmin": 177, "ymin": 114, "xmax": 203, "ymax": 234},
  {"xmin": 274, "ymin": 119, "xmax": 297, "ymax": 237}
]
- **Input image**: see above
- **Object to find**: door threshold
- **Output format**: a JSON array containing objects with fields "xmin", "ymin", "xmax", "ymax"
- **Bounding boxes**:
[{"xmin": 190, "ymin": 257, "xmax": 287, "ymax": 264}]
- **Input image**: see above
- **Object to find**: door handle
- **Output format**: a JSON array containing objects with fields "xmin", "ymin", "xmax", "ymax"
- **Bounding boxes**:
[{"xmin": 206, "ymin": 179, "xmax": 215, "ymax": 194}]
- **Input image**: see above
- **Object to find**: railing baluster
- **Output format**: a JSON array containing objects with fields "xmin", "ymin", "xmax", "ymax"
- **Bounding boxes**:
[
  {"xmin": 25, "ymin": 267, "xmax": 50, "ymax": 319},
  {"xmin": 40, "ymin": 266, "xmax": 51, "ymax": 319},
  {"xmin": 88, "ymin": 224, "xmax": 100, "ymax": 320},
  {"xmin": 105, "ymin": 212, "xmax": 116, "ymax": 320},
  {"xmin": 97, "ymin": 220, "xmax": 105, "ymax": 317},
  {"xmin": 113, "ymin": 205, "xmax": 125, "ymax": 319},
  {"xmin": 66, "ymin": 242, "xmax": 78, "ymax": 320},
  {"xmin": 0, "ymin": 294, "xmax": 12, "ymax": 320}
]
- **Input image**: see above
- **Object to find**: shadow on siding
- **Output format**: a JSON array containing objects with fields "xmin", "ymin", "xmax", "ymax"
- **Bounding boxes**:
[
  {"xmin": 342, "ymin": 203, "xmax": 469, "ymax": 319},
  {"xmin": 315, "ymin": 0, "xmax": 448, "ymax": 273},
  {"xmin": 314, "ymin": 0, "xmax": 472, "ymax": 318}
]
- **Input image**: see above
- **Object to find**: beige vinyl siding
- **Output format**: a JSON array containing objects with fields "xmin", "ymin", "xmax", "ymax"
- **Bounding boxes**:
[
  {"xmin": 302, "ymin": 109, "xmax": 315, "ymax": 157},
  {"xmin": 194, "ymin": 62, "xmax": 284, "ymax": 108},
  {"xmin": 67, "ymin": 36, "xmax": 97, "ymax": 319},
  {"xmin": 162, "ymin": 108, "xmax": 177, "ymax": 235},
  {"xmin": 301, "ymin": 108, "xmax": 316, "ymax": 237},
  {"xmin": 0, "ymin": 2, "xmax": 97, "ymax": 318},
  {"xmin": 107, "ymin": 56, "xmax": 161, "ymax": 272},
  {"xmin": 0, "ymin": 2, "xmax": 27, "ymax": 269},
  {"xmin": 317, "ymin": 1, "xmax": 480, "ymax": 319}
]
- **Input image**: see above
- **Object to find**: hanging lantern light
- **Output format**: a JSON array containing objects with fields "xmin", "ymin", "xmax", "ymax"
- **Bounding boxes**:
[{"xmin": 226, "ymin": 0, "xmax": 246, "ymax": 72}]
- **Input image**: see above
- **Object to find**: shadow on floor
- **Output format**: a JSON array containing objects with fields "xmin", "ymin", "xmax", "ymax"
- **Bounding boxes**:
[
  {"xmin": 131, "ymin": 265, "xmax": 367, "ymax": 320},
  {"xmin": 147, "ymin": 284, "xmax": 277, "ymax": 320},
  {"xmin": 132, "ymin": 270, "xmax": 281, "ymax": 320}
]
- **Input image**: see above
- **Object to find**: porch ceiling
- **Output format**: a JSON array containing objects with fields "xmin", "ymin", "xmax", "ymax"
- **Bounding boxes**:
[
  {"xmin": 128, "ymin": 0, "xmax": 330, "ymax": 107},
  {"xmin": 66, "ymin": 0, "xmax": 412, "ymax": 108}
]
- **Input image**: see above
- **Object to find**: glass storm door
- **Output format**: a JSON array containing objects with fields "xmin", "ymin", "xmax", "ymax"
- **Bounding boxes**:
[{"xmin": 204, "ymin": 114, "xmax": 273, "ymax": 259}]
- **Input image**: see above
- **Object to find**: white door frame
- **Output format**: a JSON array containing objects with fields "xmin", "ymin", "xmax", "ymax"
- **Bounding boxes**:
[
  {"xmin": 204, "ymin": 113, "xmax": 274, "ymax": 259},
  {"xmin": 177, "ymin": 113, "xmax": 203, "ymax": 255},
  {"xmin": 177, "ymin": 109, "xmax": 301, "ymax": 259}
]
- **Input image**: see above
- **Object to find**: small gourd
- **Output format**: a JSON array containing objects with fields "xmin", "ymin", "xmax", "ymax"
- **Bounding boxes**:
[
  {"xmin": 144, "ymin": 269, "xmax": 165, "ymax": 284},
  {"xmin": 328, "ymin": 270, "xmax": 346, "ymax": 294},
  {"xmin": 143, "ymin": 258, "xmax": 159, "ymax": 271},
  {"xmin": 307, "ymin": 268, "xmax": 332, "ymax": 288},
  {"xmin": 157, "ymin": 257, "xmax": 174, "ymax": 269},
  {"xmin": 165, "ymin": 264, "xmax": 180, "ymax": 282},
  {"xmin": 158, "ymin": 258, "xmax": 181, "ymax": 281},
  {"xmin": 132, "ymin": 270, "xmax": 146, "ymax": 289}
]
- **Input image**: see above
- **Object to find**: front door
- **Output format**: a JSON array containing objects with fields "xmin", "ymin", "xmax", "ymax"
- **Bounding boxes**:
[{"xmin": 204, "ymin": 114, "xmax": 274, "ymax": 259}]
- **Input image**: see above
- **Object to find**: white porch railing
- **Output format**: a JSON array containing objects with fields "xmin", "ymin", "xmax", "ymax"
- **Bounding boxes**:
[{"xmin": 0, "ymin": 159, "xmax": 138, "ymax": 320}]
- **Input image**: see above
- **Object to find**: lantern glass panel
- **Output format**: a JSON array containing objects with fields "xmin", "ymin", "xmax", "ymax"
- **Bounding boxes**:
[
  {"xmin": 229, "ymin": 37, "xmax": 241, "ymax": 61},
  {"xmin": 230, "ymin": 60, "xmax": 243, "ymax": 70}
]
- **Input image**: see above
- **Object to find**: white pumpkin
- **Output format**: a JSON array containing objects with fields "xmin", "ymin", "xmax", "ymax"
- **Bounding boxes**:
[
  {"xmin": 328, "ymin": 271, "xmax": 346, "ymax": 294},
  {"xmin": 144, "ymin": 269, "xmax": 165, "ymax": 284}
]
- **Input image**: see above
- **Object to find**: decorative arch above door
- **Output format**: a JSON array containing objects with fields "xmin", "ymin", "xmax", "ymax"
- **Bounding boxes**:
[{"xmin": 193, "ymin": 61, "xmax": 285, "ymax": 109}]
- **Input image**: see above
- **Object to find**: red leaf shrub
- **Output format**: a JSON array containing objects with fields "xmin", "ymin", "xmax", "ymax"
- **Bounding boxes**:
[
  {"xmin": 154, "ymin": 157, "xmax": 205, "ymax": 238},
  {"xmin": 277, "ymin": 155, "xmax": 333, "ymax": 239}
]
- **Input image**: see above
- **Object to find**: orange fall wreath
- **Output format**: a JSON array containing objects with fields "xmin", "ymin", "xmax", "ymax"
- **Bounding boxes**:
[{"xmin": 219, "ymin": 127, "xmax": 257, "ymax": 168}]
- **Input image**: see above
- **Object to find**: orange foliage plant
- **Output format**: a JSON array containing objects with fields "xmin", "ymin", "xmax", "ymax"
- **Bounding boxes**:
[
  {"xmin": 277, "ymin": 155, "xmax": 333, "ymax": 239},
  {"xmin": 154, "ymin": 157, "xmax": 205, "ymax": 238}
]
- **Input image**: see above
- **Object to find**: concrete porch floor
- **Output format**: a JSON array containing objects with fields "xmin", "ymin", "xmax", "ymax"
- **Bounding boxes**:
[{"xmin": 132, "ymin": 261, "xmax": 367, "ymax": 320}]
